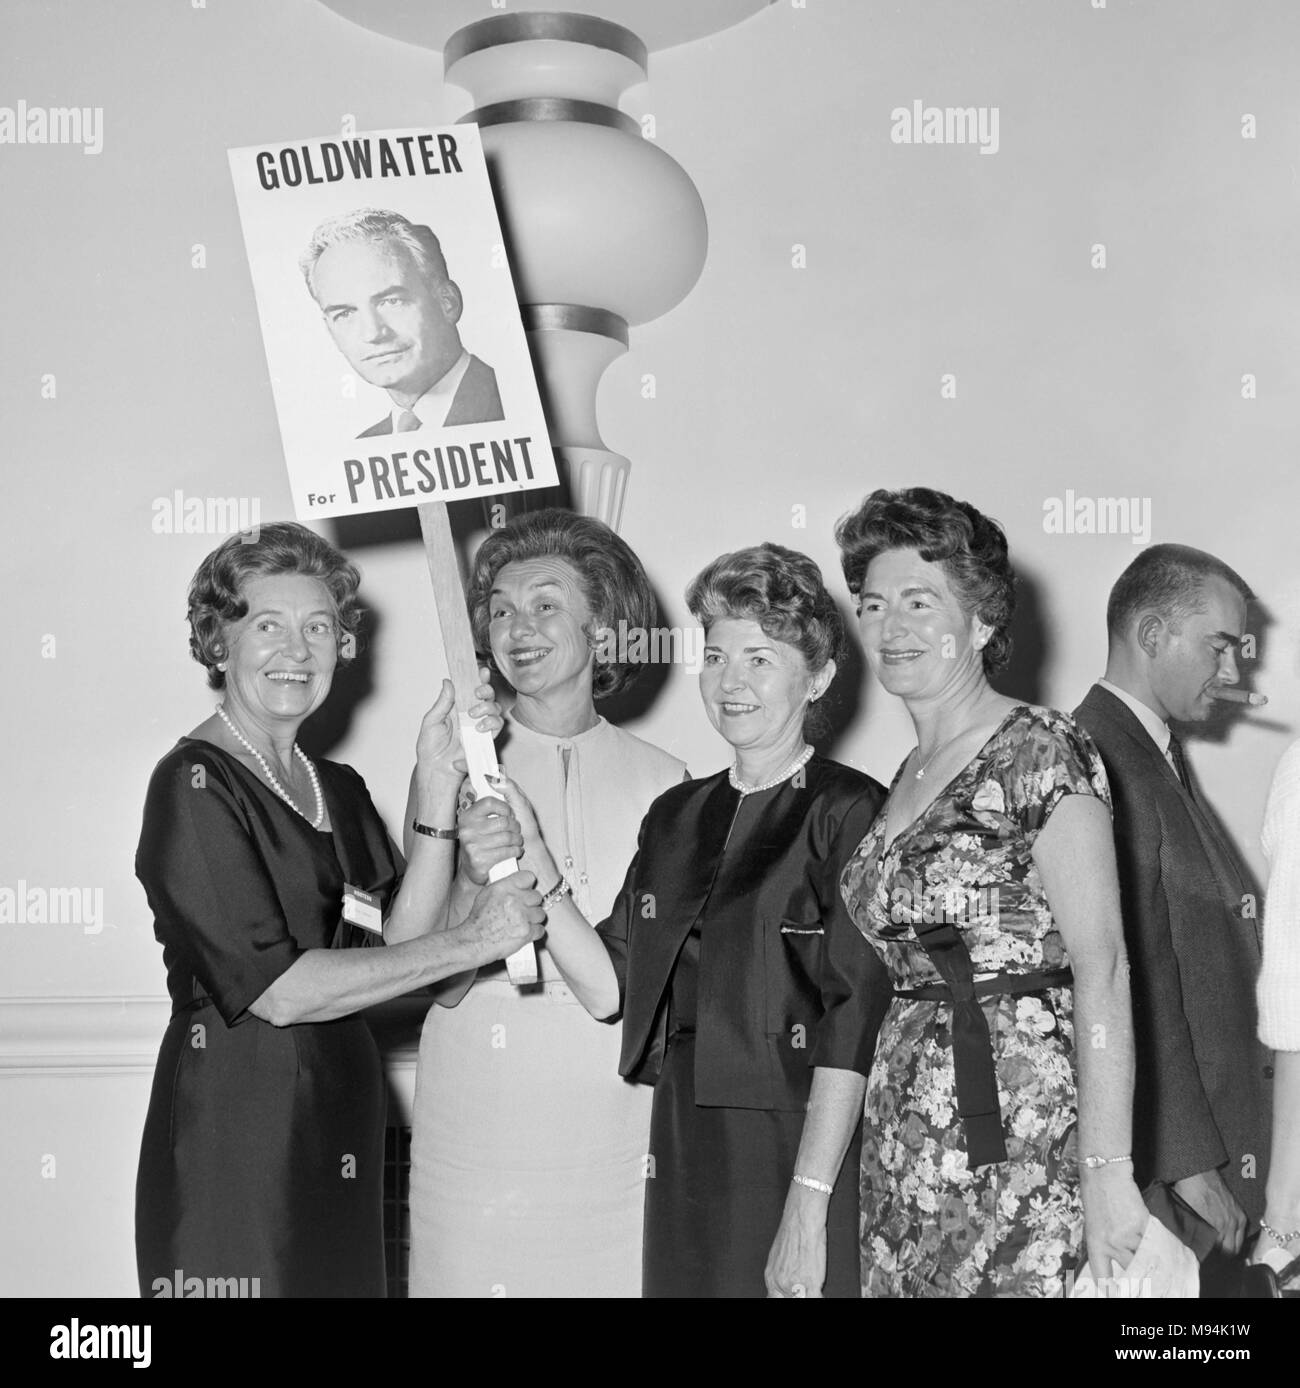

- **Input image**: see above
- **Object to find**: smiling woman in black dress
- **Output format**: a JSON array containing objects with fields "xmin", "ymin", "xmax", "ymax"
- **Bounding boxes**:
[{"xmin": 134, "ymin": 522, "xmax": 543, "ymax": 1297}]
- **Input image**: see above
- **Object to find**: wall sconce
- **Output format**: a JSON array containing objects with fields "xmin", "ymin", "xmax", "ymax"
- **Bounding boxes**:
[{"xmin": 316, "ymin": 1, "xmax": 771, "ymax": 531}]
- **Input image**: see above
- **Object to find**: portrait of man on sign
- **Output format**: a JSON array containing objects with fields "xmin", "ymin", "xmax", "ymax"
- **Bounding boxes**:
[{"xmin": 299, "ymin": 207, "xmax": 505, "ymax": 438}]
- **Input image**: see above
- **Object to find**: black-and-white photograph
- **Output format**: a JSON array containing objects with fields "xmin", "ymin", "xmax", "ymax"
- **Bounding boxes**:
[{"xmin": 2, "ymin": 0, "xmax": 1297, "ymax": 1356}]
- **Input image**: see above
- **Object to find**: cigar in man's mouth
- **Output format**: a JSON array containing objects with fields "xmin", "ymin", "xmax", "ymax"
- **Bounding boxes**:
[{"xmin": 1207, "ymin": 687, "xmax": 1267, "ymax": 706}]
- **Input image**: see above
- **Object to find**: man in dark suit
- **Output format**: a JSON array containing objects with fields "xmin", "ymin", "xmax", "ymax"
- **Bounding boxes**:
[
  {"xmin": 299, "ymin": 208, "xmax": 504, "ymax": 438},
  {"xmin": 1074, "ymin": 543, "xmax": 1271, "ymax": 1288}
]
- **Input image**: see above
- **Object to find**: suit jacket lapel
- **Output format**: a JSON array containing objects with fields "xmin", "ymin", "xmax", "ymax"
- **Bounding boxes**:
[
  {"xmin": 1083, "ymin": 685, "xmax": 1184, "ymax": 797},
  {"xmin": 1083, "ymin": 686, "xmax": 1250, "ymax": 912}
]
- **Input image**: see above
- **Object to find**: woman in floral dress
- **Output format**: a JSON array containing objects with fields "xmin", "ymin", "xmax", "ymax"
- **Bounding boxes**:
[{"xmin": 766, "ymin": 487, "xmax": 1150, "ymax": 1299}]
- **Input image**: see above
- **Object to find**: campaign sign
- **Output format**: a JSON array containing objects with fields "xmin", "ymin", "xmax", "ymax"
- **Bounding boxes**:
[{"xmin": 228, "ymin": 126, "xmax": 556, "ymax": 520}]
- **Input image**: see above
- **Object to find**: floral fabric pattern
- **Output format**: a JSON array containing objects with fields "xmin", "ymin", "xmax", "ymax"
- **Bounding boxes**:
[{"xmin": 840, "ymin": 705, "xmax": 1110, "ymax": 1297}]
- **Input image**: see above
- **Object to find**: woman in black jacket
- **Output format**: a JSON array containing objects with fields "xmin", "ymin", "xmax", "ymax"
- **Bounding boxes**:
[{"xmin": 488, "ymin": 542, "xmax": 890, "ymax": 1297}]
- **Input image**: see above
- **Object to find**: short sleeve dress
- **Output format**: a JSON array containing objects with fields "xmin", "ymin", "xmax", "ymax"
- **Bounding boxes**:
[
  {"xmin": 839, "ymin": 704, "xmax": 1111, "ymax": 1298},
  {"xmin": 134, "ymin": 739, "xmax": 399, "ymax": 1298}
]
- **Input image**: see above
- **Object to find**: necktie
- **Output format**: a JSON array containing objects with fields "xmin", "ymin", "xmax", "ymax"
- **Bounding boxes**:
[
  {"xmin": 396, "ymin": 409, "xmax": 422, "ymax": 433},
  {"xmin": 1167, "ymin": 732, "xmax": 1196, "ymax": 801}
]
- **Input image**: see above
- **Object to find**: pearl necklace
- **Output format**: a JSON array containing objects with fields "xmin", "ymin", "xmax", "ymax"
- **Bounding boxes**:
[
  {"xmin": 215, "ymin": 702, "xmax": 324, "ymax": 828},
  {"xmin": 730, "ymin": 743, "xmax": 814, "ymax": 795}
]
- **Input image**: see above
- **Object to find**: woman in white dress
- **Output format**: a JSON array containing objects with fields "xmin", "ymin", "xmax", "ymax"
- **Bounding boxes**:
[{"xmin": 407, "ymin": 509, "xmax": 686, "ymax": 1298}]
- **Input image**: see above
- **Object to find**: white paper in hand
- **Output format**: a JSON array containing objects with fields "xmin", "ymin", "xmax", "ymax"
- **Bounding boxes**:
[{"xmin": 1069, "ymin": 1214, "xmax": 1199, "ymax": 1298}]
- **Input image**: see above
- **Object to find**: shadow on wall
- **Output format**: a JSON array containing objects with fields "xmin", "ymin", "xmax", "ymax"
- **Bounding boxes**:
[
  {"xmin": 302, "ymin": 616, "xmax": 379, "ymax": 761},
  {"xmin": 817, "ymin": 598, "xmax": 868, "ymax": 766},
  {"xmin": 1176, "ymin": 595, "xmax": 1278, "ymax": 897},
  {"xmin": 301, "ymin": 510, "xmax": 426, "ymax": 759},
  {"xmin": 597, "ymin": 573, "xmax": 674, "ymax": 729},
  {"xmin": 1185, "ymin": 597, "xmax": 1279, "ymax": 748},
  {"xmin": 1001, "ymin": 563, "xmax": 1049, "ymax": 710}
]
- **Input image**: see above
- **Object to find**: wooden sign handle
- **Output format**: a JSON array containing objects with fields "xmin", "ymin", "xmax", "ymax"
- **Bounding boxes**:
[{"xmin": 418, "ymin": 501, "xmax": 538, "ymax": 986}]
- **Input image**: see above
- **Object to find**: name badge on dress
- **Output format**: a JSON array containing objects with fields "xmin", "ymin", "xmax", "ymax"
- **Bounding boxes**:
[{"xmin": 342, "ymin": 884, "xmax": 383, "ymax": 934}]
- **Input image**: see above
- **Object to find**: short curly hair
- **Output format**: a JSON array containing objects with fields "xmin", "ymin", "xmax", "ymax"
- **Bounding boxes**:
[
  {"xmin": 834, "ymin": 487, "xmax": 1017, "ymax": 674},
  {"xmin": 187, "ymin": 522, "xmax": 363, "ymax": 690},
  {"xmin": 466, "ymin": 508, "xmax": 657, "ymax": 700},
  {"xmin": 686, "ymin": 544, "xmax": 845, "ymax": 736}
]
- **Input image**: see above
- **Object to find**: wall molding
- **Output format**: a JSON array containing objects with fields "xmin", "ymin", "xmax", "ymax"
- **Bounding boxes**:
[{"xmin": 0, "ymin": 994, "xmax": 428, "ymax": 1078}]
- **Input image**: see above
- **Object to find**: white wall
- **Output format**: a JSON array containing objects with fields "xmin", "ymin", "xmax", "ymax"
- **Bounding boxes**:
[{"xmin": 3, "ymin": 0, "xmax": 1299, "ymax": 1294}]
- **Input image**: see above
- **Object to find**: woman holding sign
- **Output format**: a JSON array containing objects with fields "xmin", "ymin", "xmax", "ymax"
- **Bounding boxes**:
[
  {"xmin": 134, "ymin": 523, "xmax": 543, "ymax": 1298},
  {"xmin": 407, "ymin": 509, "xmax": 686, "ymax": 1299},
  {"xmin": 489, "ymin": 543, "xmax": 889, "ymax": 1297}
]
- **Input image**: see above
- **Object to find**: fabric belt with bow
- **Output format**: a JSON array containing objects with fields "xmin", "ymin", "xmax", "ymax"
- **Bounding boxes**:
[{"xmin": 893, "ymin": 922, "xmax": 1073, "ymax": 1168}]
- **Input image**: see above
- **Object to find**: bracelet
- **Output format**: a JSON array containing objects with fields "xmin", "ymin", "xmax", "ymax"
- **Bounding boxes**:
[
  {"xmin": 791, "ymin": 1173, "xmax": 833, "ymax": 1196},
  {"xmin": 1260, "ymin": 1219, "xmax": 1300, "ymax": 1245},
  {"xmin": 411, "ymin": 819, "xmax": 458, "ymax": 840},
  {"xmin": 540, "ymin": 877, "xmax": 572, "ymax": 911},
  {"xmin": 1081, "ymin": 1153, "xmax": 1133, "ymax": 1169}
]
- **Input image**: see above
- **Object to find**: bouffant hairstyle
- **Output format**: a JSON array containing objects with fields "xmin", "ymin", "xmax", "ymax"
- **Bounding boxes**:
[
  {"xmin": 1105, "ymin": 543, "xmax": 1252, "ymax": 642},
  {"xmin": 466, "ymin": 508, "xmax": 657, "ymax": 701},
  {"xmin": 686, "ymin": 543, "xmax": 845, "ymax": 735},
  {"xmin": 834, "ymin": 487, "xmax": 1016, "ymax": 675},
  {"xmin": 187, "ymin": 522, "xmax": 363, "ymax": 690},
  {"xmin": 686, "ymin": 543, "xmax": 846, "ymax": 671}
]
